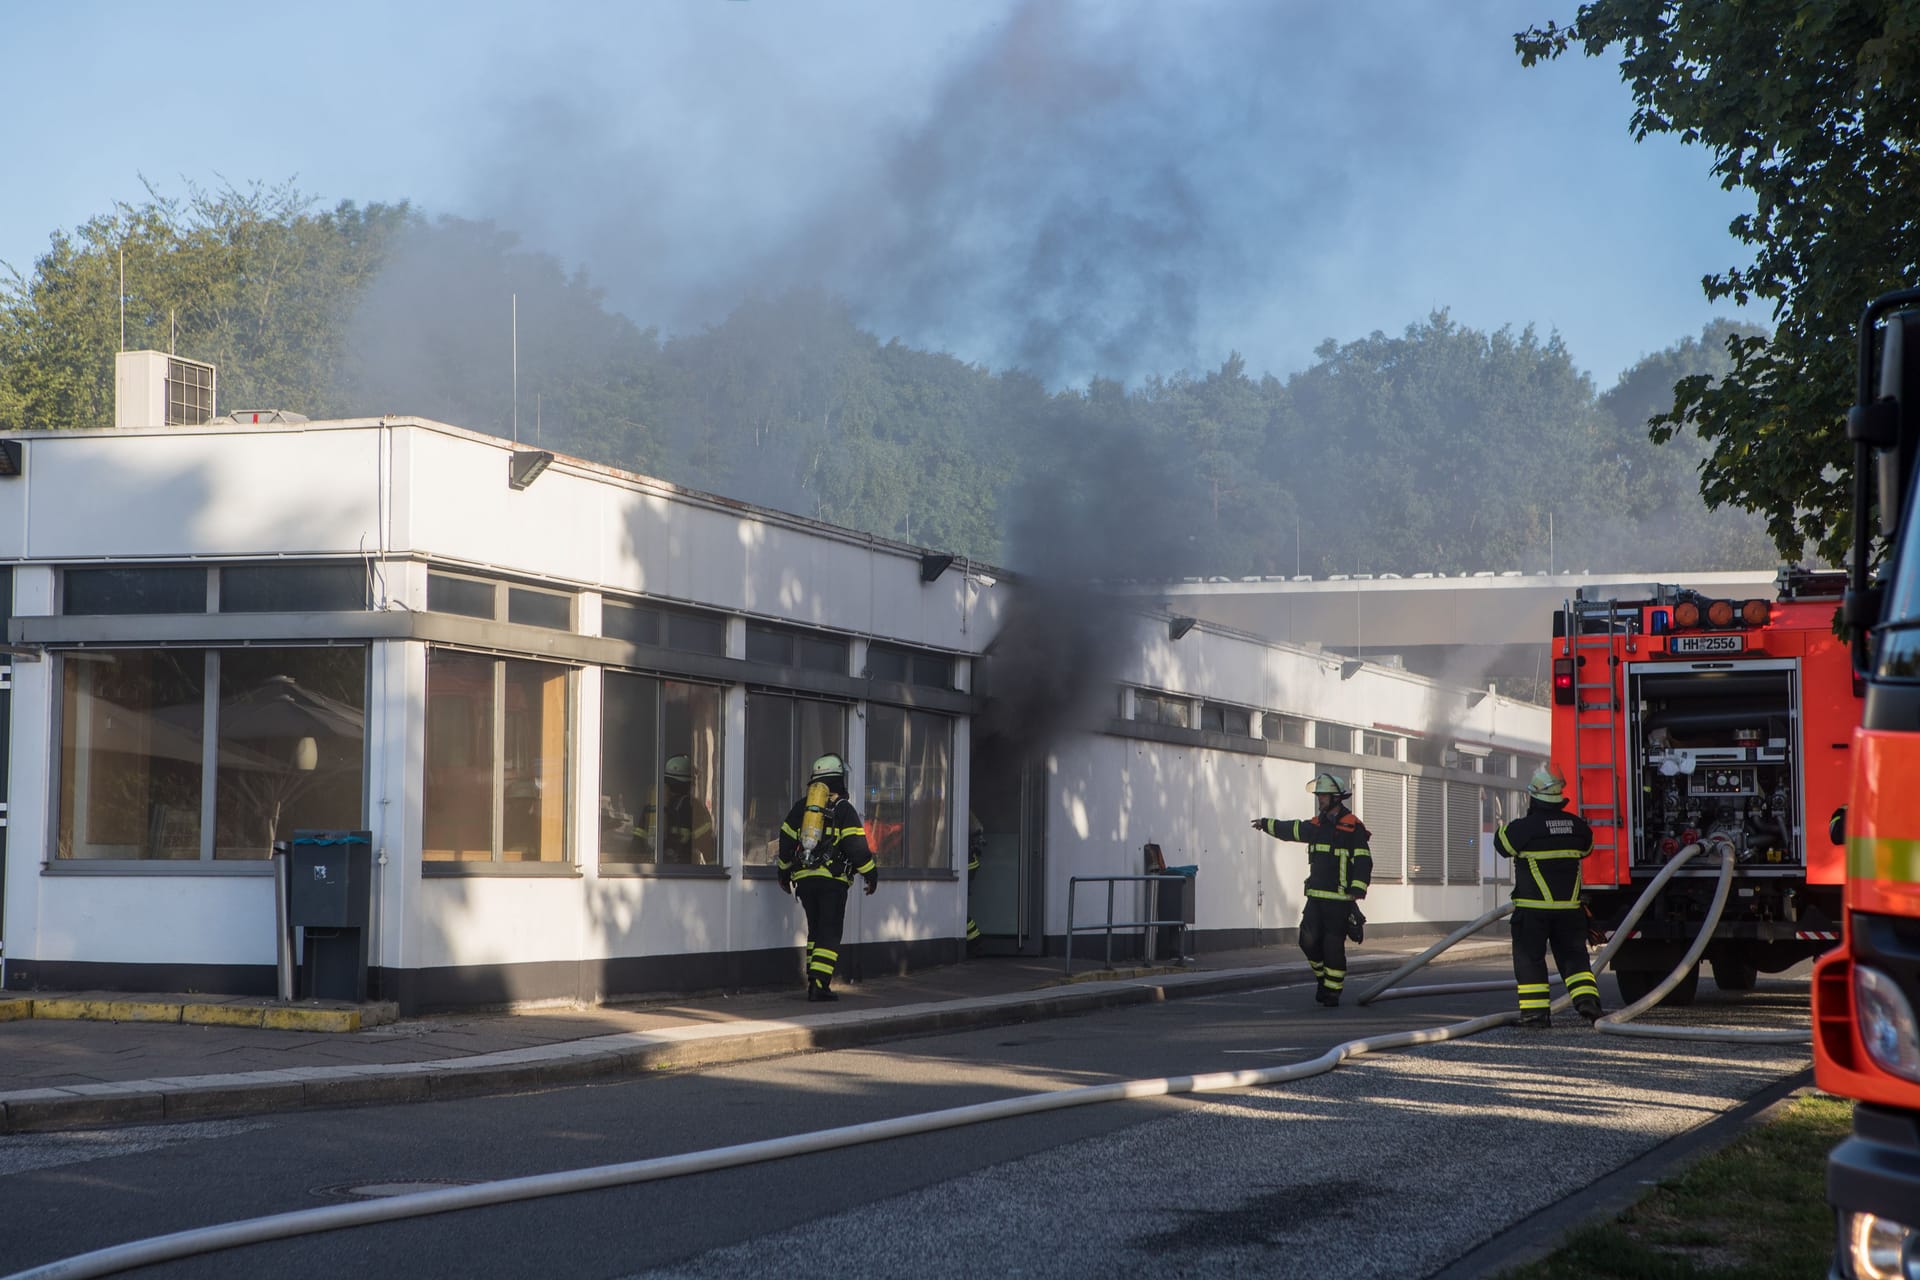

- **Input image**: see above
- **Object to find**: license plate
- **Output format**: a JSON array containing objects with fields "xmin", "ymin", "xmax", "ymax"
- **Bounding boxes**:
[{"xmin": 1670, "ymin": 634, "xmax": 1744, "ymax": 654}]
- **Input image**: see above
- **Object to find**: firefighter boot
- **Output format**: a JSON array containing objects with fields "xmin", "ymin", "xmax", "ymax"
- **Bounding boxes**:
[
  {"xmin": 1575, "ymin": 998, "xmax": 1603, "ymax": 1025},
  {"xmin": 1516, "ymin": 1011, "xmax": 1552, "ymax": 1028},
  {"xmin": 1315, "ymin": 984, "xmax": 1340, "ymax": 1008},
  {"xmin": 808, "ymin": 979, "xmax": 839, "ymax": 1003}
]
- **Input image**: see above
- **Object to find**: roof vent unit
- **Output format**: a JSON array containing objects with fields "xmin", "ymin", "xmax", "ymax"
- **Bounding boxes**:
[
  {"xmin": 114, "ymin": 350, "xmax": 216, "ymax": 429},
  {"xmin": 216, "ymin": 409, "xmax": 310, "ymax": 425}
]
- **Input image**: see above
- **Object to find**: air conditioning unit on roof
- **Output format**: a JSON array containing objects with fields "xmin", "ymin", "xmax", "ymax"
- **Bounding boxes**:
[{"xmin": 115, "ymin": 351, "xmax": 216, "ymax": 428}]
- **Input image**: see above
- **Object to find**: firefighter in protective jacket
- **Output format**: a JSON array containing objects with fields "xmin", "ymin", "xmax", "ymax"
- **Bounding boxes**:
[
  {"xmin": 1252, "ymin": 773, "xmax": 1372, "ymax": 1007},
  {"xmin": 1496, "ymin": 764, "xmax": 1603, "ymax": 1027},
  {"xmin": 776, "ymin": 753, "xmax": 879, "ymax": 1002}
]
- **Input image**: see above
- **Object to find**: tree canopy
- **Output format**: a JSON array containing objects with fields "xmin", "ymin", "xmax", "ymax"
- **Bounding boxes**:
[
  {"xmin": 1, "ymin": 182, "xmax": 1774, "ymax": 581},
  {"xmin": 1518, "ymin": 1, "xmax": 1920, "ymax": 566}
]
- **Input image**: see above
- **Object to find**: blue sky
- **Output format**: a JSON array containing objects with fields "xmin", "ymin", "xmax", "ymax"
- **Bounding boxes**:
[{"xmin": 0, "ymin": 0, "xmax": 1756, "ymax": 389}]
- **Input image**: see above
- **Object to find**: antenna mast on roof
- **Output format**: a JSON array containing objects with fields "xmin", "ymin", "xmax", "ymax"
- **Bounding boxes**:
[
  {"xmin": 119, "ymin": 247, "xmax": 126, "ymax": 352},
  {"xmin": 512, "ymin": 293, "xmax": 519, "ymax": 443}
]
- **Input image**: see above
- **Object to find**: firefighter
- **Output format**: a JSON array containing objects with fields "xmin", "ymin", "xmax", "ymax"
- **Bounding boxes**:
[
  {"xmin": 1496, "ymin": 763, "xmax": 1603, "ymax": 1027},
  {"xmin": 646, "ymin": 753, "xmax": 716, "ymax": 865},
  {"xmin": 776, "ymin": 753, "xmax": 879, "ymax": 1001},
  {"xmin": 1252, "ymin": 773, "xmax": 1372, "ymax": 1007}
]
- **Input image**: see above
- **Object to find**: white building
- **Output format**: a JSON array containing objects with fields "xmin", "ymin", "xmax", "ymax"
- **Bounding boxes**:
[{"xmin": 0, "ymin": 359, "xmax": 1548, "ymax": 1011}]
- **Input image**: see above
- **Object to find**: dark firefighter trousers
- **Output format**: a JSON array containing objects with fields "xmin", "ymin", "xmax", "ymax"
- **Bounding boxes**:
[
  {"xmin": 1510, "ymin": 906, "xmax": 1600, "ymax": 1015},
  {"xmin": 1298, "ymin": 897, "xmax": 1352, "ymax": 995},
  {"xmin": 795, "ymin": 877, "xmax": 851, "ymax": 989}
]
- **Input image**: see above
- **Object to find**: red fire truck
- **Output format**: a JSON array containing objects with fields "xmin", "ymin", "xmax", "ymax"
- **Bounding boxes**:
[
  {"xmin": 1818, "ymin": 286, "xmax": 1920, "ymax": 1279},
  {"xmin": 1551, "ymin": 569, "xmax": 1856, "ymax": 1005}
]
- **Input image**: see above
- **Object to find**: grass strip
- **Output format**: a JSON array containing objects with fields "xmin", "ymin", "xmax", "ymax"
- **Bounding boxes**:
[{"xmin": 1496, "ymin": 1092, "xmax": 1850, "ymax": 1279}]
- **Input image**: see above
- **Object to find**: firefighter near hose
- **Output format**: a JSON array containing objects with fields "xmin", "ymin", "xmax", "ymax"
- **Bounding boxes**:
[
  {"xmin": 1496, "ymin": 763, "xmax": 1603, "ymax": 1028},
  {"xmin": 776, "ymin": 753, "xmax": 879, "ymax": 1002},
  {"xmin": 1253, "ymin": 773, "xmax": 1372, "ymax": 1007}
]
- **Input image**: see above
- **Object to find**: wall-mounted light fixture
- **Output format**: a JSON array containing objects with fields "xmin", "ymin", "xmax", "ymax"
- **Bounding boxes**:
[
  {"xmin": 1169, "ymin": 616, "xmax": 1198, "ymax": 641},
  {"xmin": 1339, "ymin": 659, "xmax": 1364, "ymax": 681},
  {"xmin": 508, "ymin": 449, "xmax": 554, "ymax": 491},
  {"xmin": 919, "ymin": 553, "xmax": 955, "ymax": 583},
  {"xmin": 0, "ymin": 439, "xmax": 23, "ymax": 479}
]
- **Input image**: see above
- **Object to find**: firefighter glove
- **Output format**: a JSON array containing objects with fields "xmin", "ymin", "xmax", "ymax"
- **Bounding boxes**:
[
  {"xmin": 777, "ymin": 871, "xmax": 792, "ymax": 894},
  {"xmin": 1249, "ymin": 818, "xmax": 1266, "ymax": 832},
  {"xmin": 864, "ymin": 872, "xmax": 879, "ymax": 896}
]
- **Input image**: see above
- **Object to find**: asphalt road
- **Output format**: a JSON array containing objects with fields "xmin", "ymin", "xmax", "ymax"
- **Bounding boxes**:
[{"xmin": 0, "ymin": 958, "xmax": 1814, "ymax": 1280}]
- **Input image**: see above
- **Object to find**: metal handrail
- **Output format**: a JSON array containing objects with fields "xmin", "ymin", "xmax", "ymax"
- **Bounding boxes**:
[{"xmin": 1064, "ymin": 873, "xmax": 1192, "ymax": 975}]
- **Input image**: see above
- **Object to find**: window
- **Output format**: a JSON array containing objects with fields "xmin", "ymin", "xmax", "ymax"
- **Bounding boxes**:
[
  {"xmin": 1201, "ymin": 702, "xmax": 1252, "ymax": 736},
  {"xmin": 57, "ymin": 647, "xmax": 366, "ymax": 861},
  {"xmin": 1362, "ymin": 731, "xmax": 1401, "ymax": 760},
  {"xmin": 1484, "ymin": 751, "xmax": 1514, "ymax": 780},
  {"xmin": 600, "ymin": 672, "xmax": 723, "ymax": 866},
  {"xmin": 64, "ymin": 567, "xmax": 206, "ymax": 615},
  {"xmin": 603, "ymin": 599, "xmax": 727, "ymax": 656},
  {"xmin": 424, "ymin": 651, "xmax": 571, "ymax": 863},
  {"xmin": 865, "ymin": 706, "xmax": 953, "ymax": 870},
  {"xmin": 867, "ymin": 644, "xmax": 953, "ymax": 690},
  {"xmin": 743, "ymin": 693, "xmax": 847, "ymax": 864},
  {"xmin": 429, "ymin": 572, "xmax": 496, "ymax": 620},
  {"xmin": 746, "ymin": 622, "xmax": 848, "ymax": 674},
  {"xmin": 508, "ymin": 586, "xmax": 572, "ymax": 631},
  {"xmin": 219, "ymin": 564, "xmax": 367, "ymax": 613},
  {"xmin": 1263, "ymin": 713, "xmax": 1308, "ymax": 745},
  {"xmin": 1134, "ymin": 690, "xmax": 1190, "ymax": 728},
  {"xmin": 1316, "ymin": 722, "xmax": 1353, "ymax": 753}
]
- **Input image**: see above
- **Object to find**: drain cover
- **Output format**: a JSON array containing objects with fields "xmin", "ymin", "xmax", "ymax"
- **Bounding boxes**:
[{"xmin": 316, "ymin": 1179, "xmax": 476, "ymax": 1200}]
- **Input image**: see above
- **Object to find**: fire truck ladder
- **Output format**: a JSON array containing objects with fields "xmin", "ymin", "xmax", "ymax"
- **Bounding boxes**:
[{"xmin": 1565, "ymin": 597, "xmax": 1624, "ymax": 865}]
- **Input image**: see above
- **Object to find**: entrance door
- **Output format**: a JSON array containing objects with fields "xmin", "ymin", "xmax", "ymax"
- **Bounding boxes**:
[{"xmin": 967, "ymin": 750, "xmax": 1046, "ymax": 956}]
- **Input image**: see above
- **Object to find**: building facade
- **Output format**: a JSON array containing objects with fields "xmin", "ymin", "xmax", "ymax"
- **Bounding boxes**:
[{"xmin": 0, "ymin": 406, "xmax": 1547, "ymax": 1012}]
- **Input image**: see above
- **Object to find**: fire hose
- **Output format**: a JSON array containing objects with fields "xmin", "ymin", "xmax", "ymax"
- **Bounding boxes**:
[
  {"xmin": 1360, "ymin": 840, "xmax": 1811, "ymax": 1045},
  {"xmin": 5, "ymin": 845, "xmax": 1804, "ymax": 1280}
]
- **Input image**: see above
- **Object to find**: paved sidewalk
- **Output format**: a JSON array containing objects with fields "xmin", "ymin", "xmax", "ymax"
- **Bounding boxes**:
[{"xmin": 0, "ymin": 934, "xmax": 1503, "ymax": 1134}]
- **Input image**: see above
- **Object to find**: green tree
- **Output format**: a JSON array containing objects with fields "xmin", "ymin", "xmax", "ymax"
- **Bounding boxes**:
[
  {"xmin": 1518, "ymin": 2, "xmax": 1920, "ymax": 565},
  {"xmin": 0, "ymin": 181, "xmax": 410, "ymax": 430}
]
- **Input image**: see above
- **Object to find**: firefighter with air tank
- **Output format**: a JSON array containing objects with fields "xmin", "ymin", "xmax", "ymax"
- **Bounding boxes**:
[
  {"xmin": 776, "ymin": 753, "xmax": 879, "ymax": 1002},
  {"xmin": 1496, "ymin": 763, "xmax": 1604, "ymax": 1027},
  {"xmin": 1252, "ymin": 773, "xmax": 1373, "ymax": 1007}
]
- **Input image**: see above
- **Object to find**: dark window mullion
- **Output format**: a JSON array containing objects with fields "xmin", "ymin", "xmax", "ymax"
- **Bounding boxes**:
[
  {"xmin": 199, "ymin": 651, "xmax": 219, "ymax": 860},
  {"xmin": 492, "ymin": 659, "xmax": 506, "ymax": 861}
]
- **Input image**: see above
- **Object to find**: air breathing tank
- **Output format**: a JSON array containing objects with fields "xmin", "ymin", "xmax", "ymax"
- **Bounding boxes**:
[{"xmin": 799, "ymin": 780, "xmax": 830, "ymax": 854}]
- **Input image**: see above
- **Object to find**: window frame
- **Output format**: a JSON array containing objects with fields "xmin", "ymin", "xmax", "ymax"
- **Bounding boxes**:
[
  {"xmin": 597, "ymin": 669, "xmax": 726, "ymax": 873},
  {"xmin": 422, "ymin": 647, "xmax": 576, "ymax": 871},
  {"xmin": 863, "ymin": 703, "xmax": 955, "ymax": 872},
  {"xmin": 742, "ymin": 689, "xmax": 850, "ymax": 867},
  {"xmin": 51, "ymin": 644, "xmax": 369, "ymax": 867}
]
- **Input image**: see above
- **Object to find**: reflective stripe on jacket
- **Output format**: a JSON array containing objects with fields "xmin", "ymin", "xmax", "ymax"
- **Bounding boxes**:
[{"xmin": 1496, "ymin": 798, "xmax": 1593, "ymax": 909}]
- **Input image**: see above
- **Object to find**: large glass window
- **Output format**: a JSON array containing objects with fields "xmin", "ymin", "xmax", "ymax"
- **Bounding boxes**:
[
  {"xmin": 864, "ymin": 706, "xmax": 953, "ymax": 870},
  {"xmin": 424, "ymin": 650, "xmax": 572, "ymax": 864},
  {"xmin": 57, "ymin": 647, "xmax": 366, "ymax": 861},
  {"xmin": 1263, "ymin": 713, "xmax": 1308, "ymax": 745},
  {"xmin": 600, "ymin": 672, "xmax": 723, "ymax": 866},
  {"xmin": 743, "ymin": 692, "xmax": 847, "ymax": 864},
  {"xmin": 1316, "ymin": 722, "xmax": 1354, "ymax": 753}
]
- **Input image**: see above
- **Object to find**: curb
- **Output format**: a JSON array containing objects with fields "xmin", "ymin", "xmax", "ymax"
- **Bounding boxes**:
[
  {"xmin": 0, "ymin": 963, "xmax": 1317, "ymax": 1135},
  {"xmin": 14, "ymin": 996, "xmax": 396, "ymax": 1034}
]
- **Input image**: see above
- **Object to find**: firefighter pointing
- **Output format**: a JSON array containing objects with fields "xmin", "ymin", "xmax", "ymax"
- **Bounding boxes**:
[
  {"xmin": 1252, "ymin": 773, "xmax": 1372, "ymax": 1008},
  {"xmin": 1496, "ymin": 764, "xmax": 1603, "ymax": 1027},
  {"xmin": 776, "ymin": 754, "xmax": 879, "ymax": 1002}
]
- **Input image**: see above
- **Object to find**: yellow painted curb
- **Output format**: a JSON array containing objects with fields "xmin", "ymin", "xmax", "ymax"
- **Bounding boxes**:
[
  {"xmin": 262, "ymin": 1007, "xmax": 360, "ymax": 1033},
  {"xmin": 32, "ymin": 998, "xmax": 134, "ymax": 1021},
  {"xmin": 0, "ymin": 998, "xmax": 31, "ymax": 1022},
  {"xmin": 103, "ymin": 1001, "xmax": 185, "ymax": 1024},
  {"xmin": 182, "ymin": 1003, "xmax": 265, "ymax": 1028}
]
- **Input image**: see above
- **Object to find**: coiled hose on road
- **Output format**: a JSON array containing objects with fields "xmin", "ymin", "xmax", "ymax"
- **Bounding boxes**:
[{"xmin": 5, "ymin": 847, "xmax": 1809, "ymax": 1280}]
